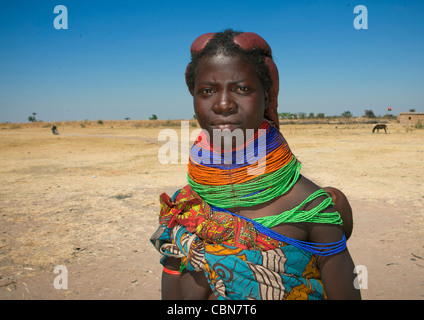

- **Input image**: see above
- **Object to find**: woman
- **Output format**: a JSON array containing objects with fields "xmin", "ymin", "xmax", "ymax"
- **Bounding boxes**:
[{"xmin": 151, "ymin": 30, "xmax": 360, "ymax": 300}]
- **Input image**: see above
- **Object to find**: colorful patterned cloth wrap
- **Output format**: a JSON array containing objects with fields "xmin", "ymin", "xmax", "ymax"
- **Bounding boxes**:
[{"xmin": 150, "ymin": 185, "xmax": 327, "ymax": 300}]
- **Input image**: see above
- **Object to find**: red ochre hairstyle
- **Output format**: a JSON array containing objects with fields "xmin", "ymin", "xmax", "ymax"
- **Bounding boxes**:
[{"xmin": 185, "ymin": 29, "xmax": 280, "ymax": 130}]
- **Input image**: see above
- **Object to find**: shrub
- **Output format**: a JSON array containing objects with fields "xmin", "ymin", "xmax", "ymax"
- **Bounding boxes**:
[
  {"xmin": 341, "ymin": 111, "xmax": 352, "ymax": 118},
  {"xmin": 364, "ymin": 110, "xmax": 376, "ymax": 118}
]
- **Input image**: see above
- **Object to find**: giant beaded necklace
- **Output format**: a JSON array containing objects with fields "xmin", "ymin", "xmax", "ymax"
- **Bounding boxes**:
[{"xmin": 187, "ymin": 120, "xmax": 342, "ymax": 227}]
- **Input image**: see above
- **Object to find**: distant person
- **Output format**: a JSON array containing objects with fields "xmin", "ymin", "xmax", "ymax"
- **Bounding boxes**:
[{"xmin": 51, "ymin": 125, "xmax": 59, "ymax": 135}]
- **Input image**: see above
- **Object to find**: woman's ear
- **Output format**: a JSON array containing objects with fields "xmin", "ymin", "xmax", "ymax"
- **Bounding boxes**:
[
  {"xmin": 264, "ymin": 91, "xmax": 270, "ymax": 110},
  {"xmin": 185, "ymin": 63, "xmax": 195, "ymax": 96}
]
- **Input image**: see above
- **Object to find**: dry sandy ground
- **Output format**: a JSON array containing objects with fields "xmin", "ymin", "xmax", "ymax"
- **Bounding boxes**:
[{"xmin": 0, "ymin": 120, "xmax": 423, "ymax": 300}]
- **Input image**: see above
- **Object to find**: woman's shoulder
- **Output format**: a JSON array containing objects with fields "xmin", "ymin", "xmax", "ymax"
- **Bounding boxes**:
[
  {"xmin": 280, "ymin": 174, "xmax": 325, "ymax": 210},
  {"xmin": 290, "ymin": 175, "xmax": 353, "ymax": 241}
]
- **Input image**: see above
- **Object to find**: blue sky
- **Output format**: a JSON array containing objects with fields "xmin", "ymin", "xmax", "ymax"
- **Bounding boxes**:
[{"xmin": 0, "ymin": 0, "xmax": 423, "ymax": 122}]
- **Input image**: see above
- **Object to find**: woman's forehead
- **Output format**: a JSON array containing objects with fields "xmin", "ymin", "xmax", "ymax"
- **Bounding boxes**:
[{"xmin": 196, "ymin": 54, "xmax": 259, "ymax": 82}]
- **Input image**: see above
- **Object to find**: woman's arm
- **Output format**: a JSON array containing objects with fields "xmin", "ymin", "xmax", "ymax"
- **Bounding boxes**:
[
  {"xmin": 309, "ymin": 224, "xmax": 361, "ymax": 299},
  {"xmin": 161, "ymin": 257, "xmax": 182, "ymax": 300},
  {"xmin": 161, "ymin": 257, "xmax": 214, "ymax": 299}
]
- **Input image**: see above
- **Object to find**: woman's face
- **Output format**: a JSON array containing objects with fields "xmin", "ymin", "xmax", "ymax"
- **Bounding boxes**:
[{"xmin": 193, "ymin": 54, "xmax": 268, "ymax": 141}]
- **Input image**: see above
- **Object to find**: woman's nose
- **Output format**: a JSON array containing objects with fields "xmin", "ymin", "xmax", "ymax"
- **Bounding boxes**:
[{"xmin": 212, "ymin": 89, "xmax": 237, "ymax": 115}]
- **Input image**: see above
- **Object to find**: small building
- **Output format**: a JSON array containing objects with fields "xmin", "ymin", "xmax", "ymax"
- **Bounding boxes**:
[{"xmin": 397, "ymin": 112, "xmax": 424, "ymax": 125}]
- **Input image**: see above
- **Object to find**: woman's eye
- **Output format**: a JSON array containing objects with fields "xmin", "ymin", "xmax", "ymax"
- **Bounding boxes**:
[
  {"xmin": 199, "ymin": 88, "xmax": 214, "ymax": 95},
  {"xmin": 236, "ymin": 86, "xmax": 250, "ymax": 93}
]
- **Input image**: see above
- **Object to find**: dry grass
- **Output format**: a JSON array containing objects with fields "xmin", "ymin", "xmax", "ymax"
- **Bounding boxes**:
[{"xmin": 0, "ymin": 119, "xmax": 423, "ymax": 299}]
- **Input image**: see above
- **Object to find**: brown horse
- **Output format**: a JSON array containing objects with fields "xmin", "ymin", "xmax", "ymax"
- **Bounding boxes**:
[{"xmin": 372, "ymin": 124, "xmax": 387, "ymax": 133}]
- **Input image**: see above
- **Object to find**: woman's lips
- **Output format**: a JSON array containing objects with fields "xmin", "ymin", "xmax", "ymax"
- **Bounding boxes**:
[{"xmin": 210, "ymin": 122, "xmax": 241, "ymax": 131}]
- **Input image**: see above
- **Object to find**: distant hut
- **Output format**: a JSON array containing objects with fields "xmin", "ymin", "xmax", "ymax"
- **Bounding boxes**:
[{"xmin": 397, "ymin": 112, "xmax": 424, "ymax": 125}]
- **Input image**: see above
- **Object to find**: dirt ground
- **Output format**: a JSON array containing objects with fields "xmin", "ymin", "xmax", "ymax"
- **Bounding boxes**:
[{"xmin": 0, "ymin": 120, "xmax": 423, "ymax": 300}]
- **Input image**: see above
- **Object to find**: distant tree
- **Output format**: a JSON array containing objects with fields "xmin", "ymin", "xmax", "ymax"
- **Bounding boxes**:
[
  {"xmin": 124, "ymin": 117, "xmax": 130, "ymax": 120},
  {"xmin": 278, "ymin": 112, "xmax": 288, "ymax": 119},
  {"xmin": 149, "ymin": 114, "xmax": 158, "ymax": 120},
  {"xmin": 97, "ymin": 120, "xmax": 104, "ymax": 125},
  {"xmin": 409, "ymin": 108, "xmax": 416, "ymax": 112},
  {"xmin": 364, "ymin": 110, "xmax": 376, "ymax": 118},
  {"xmin": 308, "ymin": 113, "xmax": 315, "ymax": 119},
  {"xmin": 341, "ymin": 110, "xmax": 353, "ymax": 118},
  {"xmin": 279, "ymin": 112, "xmax": 296, "ymax": 119},
  {"xmin": 316, "ymin": 113, "xmax": 325, "ymax": 119},
  {"xmin": 28, "ymin": 112, "xmax": 37, "ymax": 122},
  {"xmin": 297, "ymin": 112, "xmax": 306, "ymax": 119}
]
